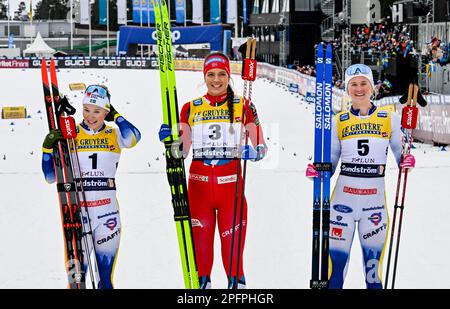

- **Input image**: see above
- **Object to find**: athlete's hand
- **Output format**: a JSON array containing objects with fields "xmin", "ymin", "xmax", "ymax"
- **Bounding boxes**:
[
  {"xmin": 400, "ymin": 153, "xmax": 415, "ymax": 170},
  {"xmin": 305, "ymin": 163, "xmax": 319, "ymax": 179},
  {"xmin": 239, "ymin": 144, "xmax": 267, "ymax": 161},
  {"xmin": 105, "ymin": 104, "xmax": 121, "ymax": 122},
  {"xmin": 158, "ymin": 124, "xmax": 172, "ymax": 142},
  {"xmin": 253, "ymin": 144, "xmax": 268, "ymax": 161},
  {"xmin": 42, "ymin": 129, "xmax": 63, "ymax": 150}
]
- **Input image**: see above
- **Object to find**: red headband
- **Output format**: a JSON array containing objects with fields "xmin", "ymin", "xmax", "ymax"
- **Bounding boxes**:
[{"xmin": 203, "ymin": 54, "xmax": 230, "ymax": 76}]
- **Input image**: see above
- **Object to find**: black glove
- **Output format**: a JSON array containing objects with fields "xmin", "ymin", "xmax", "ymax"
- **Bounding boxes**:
[
  {"xmin": 105, "ymin": 104, "xmax": 121, "ymax": 122},
  {"xmin": 43, "ymin": 129, "xmax": 63, "ymax": 150},
  {"xmin": 56, "ymin": 96, "xmax": 76, "ymax": 116}
]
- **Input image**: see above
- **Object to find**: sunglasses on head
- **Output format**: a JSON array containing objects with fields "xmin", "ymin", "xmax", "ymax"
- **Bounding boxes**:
[
  {"xmin": 345, "ymin": 64, "xmax": 371, "ymax": 76},
  {"xmin": 85, "ymin": 85, "xmax": 110, "ymax": 99}
]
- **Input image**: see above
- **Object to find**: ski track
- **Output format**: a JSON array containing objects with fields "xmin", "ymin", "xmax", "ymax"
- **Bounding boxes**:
[{"xmin": 0, "ymin": 68, "xmax": 449, "ymax": 288}]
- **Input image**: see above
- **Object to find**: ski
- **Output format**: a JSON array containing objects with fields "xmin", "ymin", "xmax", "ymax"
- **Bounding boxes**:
[
  {"xmin": 41, "ymin": 58, "xmax": 86, "ymax": 289},
  {"xmin": 228, "ymin": 38, "xmax": 257, "ymax": 289},
  {"xmin": 42, "ymin": 59, "xmax": 101, "ymax": 289},
  {"xmin": 153, "ymin": 0, "xmax": 199, "ymax": 289},
  {"xmin": 384, "ymin": 83, "xmax": 423, "ymax": 289},
  {"xmin": 310, "ymin": 43, "xmax": 332, "ymax": 289}
]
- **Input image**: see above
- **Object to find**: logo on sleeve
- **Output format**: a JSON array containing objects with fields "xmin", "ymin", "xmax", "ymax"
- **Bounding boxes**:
[
  {"xmin": 377, "ymin": 111, "xmax": 388, "ymax": 118},
  {"xmin": 340, "ymin": 113, "xmax": 349, "ymax": 122}
]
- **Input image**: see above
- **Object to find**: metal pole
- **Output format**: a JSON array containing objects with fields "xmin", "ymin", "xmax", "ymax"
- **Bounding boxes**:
[
  {"xmin": 7, "ymin": 0, "xmax": 10, "ymax": 39},
  {"xmin": 89, "ymin": 0, "xmax": 92, "ymax": 57},
  {"xmin": 234, "ymin": 0, "xmax": 238, "ymax": 39},
  {"xmin": 70, "ymin": 0, "xmax": 73, "ymax": 50},
  {"xmin": 148, "ymin": 2, "xmax": 150, "ymax": 58},
  {"xmin": 107, "ymin": 0, "xmax": 109, "ymax": 56},
  {"xmin": 140, "ymin": 0, "xmax": 143, "ymax": 57}
]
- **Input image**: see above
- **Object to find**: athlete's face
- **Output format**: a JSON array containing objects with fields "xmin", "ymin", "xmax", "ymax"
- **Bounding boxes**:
[
  {"xmin": 348, "ymin": 76, "xmax": 373, "ymax": 106},
  {"xmin": 205, "ymin": 68, "xmax": 229, "ymax": 96},
  {"xmin": 83, "ymin": 104, "xmax": 108, "ymax": 131}
]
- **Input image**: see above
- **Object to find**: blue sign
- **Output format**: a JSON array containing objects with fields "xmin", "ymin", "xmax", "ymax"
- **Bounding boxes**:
[
  {"xmin": 305, "ymin": 92, "xmax": 315, "ymax": 103},
  {"xmin": 8, "ymin": 34, "xmax": 14, "ymax": 48},
  {"xmin": 289, "ymin": 83, "xmax": 299, "ymax": 93},
  {"xmin": 118, "ymin": 25, "xmax": 226, "ymax": 54}
]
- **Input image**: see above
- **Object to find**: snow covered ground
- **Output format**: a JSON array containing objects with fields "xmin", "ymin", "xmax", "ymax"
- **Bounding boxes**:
[{"xmin": 0, "ymin": 68, "xmax": 449, "ymax": 289}]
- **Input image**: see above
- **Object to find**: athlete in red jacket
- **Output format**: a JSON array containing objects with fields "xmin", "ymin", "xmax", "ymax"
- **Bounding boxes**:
[{"xmin": 159, "ymin": 52, "xmax": 267, "ymax": 289}]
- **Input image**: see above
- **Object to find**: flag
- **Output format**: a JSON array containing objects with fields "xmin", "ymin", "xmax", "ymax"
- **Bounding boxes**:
[
  {"xmin": 192, "ymin": 0, "xmax": 203, "ymax": 24},
  {"xmin": 383, "ymin": 79, "xmax": 392, "ymax": 88},
  {"xmin": 175, "ymin": 0, "xmax": 185, "ymax": 24},
  {"xmin": 142, "ymin": 0, "xmax": 148, "ymax": 24},
  {"xmin": 28, "ymin": 0, "xmax": 33, "ymax": 21},
  {"xmin": 132, "ymin": 0, "xmax": 141, "ymax": 23},
  {"xmin": 99, "ymin": 0, "xmax": 107, "ymax": 25},
  {"xmin": 117, "ymin": 0, "xmax": 127, "ymax": 25},
  {"xmin": 80, "ymin": 0, "xmax": 90, "ymax": 25},
  {"xmin": 252, "ymin": 0, "xmax": 260, "ymax": 14},
  {"xmin": 148, "ymin": 0, "xmax": 155, "ymax": 24},
  {"xmin": 429, "ymin": 61, "xmax": 437, "ymax": 72},
  {"xmin": 243, "ymin": 0, "xmax": 247, "ymax": 24},
  {"xmin": 210, "ymin": 0, "xmax": 221, "ymax": 24},
  {"xmin": 271, "ymin": 0, "xmax": 279, "ymax": 13},
  {"xmin": 226, "ymin": 0, "xmax": 236, "ymax": 23}
]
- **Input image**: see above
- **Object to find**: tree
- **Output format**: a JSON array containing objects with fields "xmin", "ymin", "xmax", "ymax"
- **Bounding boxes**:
[
  {"xmin": 33, "ymin": 0, "xmax": 69, "ymax": 20},
  {"xmin": 0, "ymin": 0, "xmax": 8, "ymax": 20},
  {"xmin": 17, "ymin": 1, "xmax": 28, "ymax": 20}
]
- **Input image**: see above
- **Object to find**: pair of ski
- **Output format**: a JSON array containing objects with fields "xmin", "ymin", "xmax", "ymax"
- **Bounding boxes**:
[
  {"xmin": 154, "ymin": 0, "xmax": 257, "ymax": 289},
  {"xmin": 41, "ymin": 59, "xmax": 101, "ymax": 289},
  {"xmin": 310, "ymin": 43, "xmax": 333, "ymax": 289}
]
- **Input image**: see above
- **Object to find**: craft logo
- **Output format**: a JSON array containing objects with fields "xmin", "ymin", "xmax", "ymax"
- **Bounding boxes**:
[
  {"xmin": 191, "ymin": 218, "xmax": 203, "ymax": 228},
  {"xmin": 331, "ymin": 227, "xmax": 343, "ymax": 238},
  {"xmin": 64, "ymin": 183, "xmax": 72, "ymax": 191},
  {"xmin": 363, "ymin": 223, "xmax": 387, "ymax": 240},
  {"xmin": 189, "ymin": 173, "xmax": 208, "ymax": 182},
  {"xmin": 368, "ymin": 213, "xmax": 382, "ymax": 226},
  {"xmin": 104, "ymin": 217, "xmax": 117, "ymax": 231},
  {"xmin": 97, "ymin": 229, "xmax": 120, "ymax": 245},
  {"xmin": 336, "ymin": 215, "xmax": 343, "ymax": 221}
]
